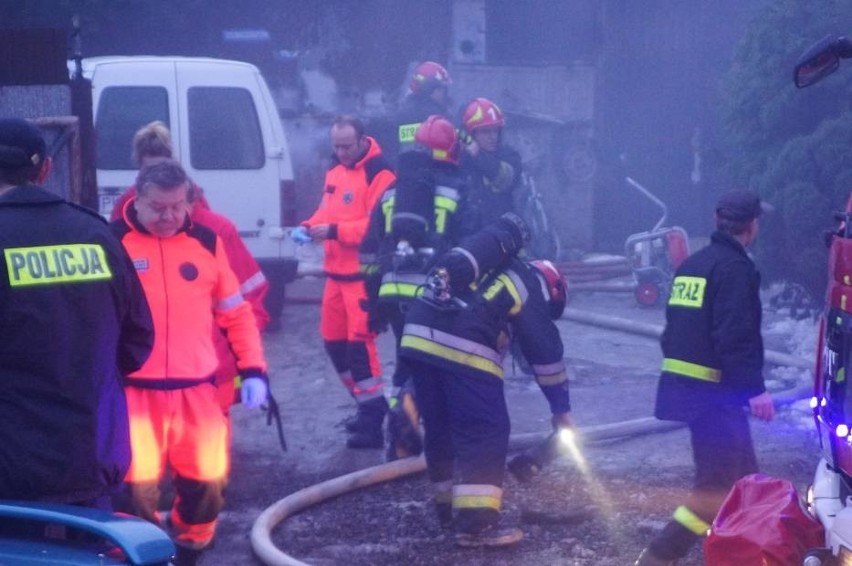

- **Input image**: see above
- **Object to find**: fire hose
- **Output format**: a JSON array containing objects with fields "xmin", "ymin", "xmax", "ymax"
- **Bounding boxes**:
[
  {"xmin": 250, "ymin": 383, "xmax": 812, "ymax": 565},
  {"xmin": 251, "ymin": 308, "xmax": 813, "ymax": 565}
]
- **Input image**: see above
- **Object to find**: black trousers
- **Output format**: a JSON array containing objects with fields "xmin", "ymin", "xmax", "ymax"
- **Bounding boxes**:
[
  {"xmin": 650, "ymin": 404, "xmax": 758, "ymax": 560},
  {"xmin": 410, "ymin": 359, "xmax": 510, "ymax": 532}
]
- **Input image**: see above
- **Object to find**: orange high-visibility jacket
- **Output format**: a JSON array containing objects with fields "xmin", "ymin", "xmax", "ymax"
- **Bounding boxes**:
[
  {"xmin": 113, "ymin": 200, "xmax": 266, "ymax": 385},
  {"xmin": 303, "ymin": 137, "xmax": 395, "ymax": 279}
]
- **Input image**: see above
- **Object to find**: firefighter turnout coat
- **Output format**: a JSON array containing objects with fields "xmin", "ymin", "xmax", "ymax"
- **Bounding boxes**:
[
  {"xmin": 0, "ymin": 185, "xmax": 154, "ymax": 504},
  {"xmin": 399, "ymin": 257, "xmax": 569, "ymax": 529},
  {"xmin": 461, "ymin": 144, "xmax": 523, "ymax": 225},
  {"xmin": 400, "ymin": 257, "xmax": 570, "ymax": 412},
  {"xmin": 655, "ymin": 230, "xmax": 765, "ymax": 422},
  {"xmin": 360, "ymin": 154, "xmax": 478, "ymax": 307}
]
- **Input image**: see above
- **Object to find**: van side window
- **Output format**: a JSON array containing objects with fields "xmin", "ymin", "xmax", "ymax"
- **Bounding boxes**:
[
  {"xmin": 188, "ymin": 87, "xmax": 265, "ymax": 170},
  {"xmin": 96, "ymin": 87, "xmax": 169, "ymax": 170}
]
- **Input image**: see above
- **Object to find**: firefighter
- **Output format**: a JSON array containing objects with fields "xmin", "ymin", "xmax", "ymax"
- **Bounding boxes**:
[
  {"xmin": 460, "ymin": 97, "xmax": 524, "ymax": 225},
  {"xmin": 292, "ymin": 115, "xmax": 396, "ymax": 449},
  {"xmin": 398, "ymin": 221, "xmax": 572, "ymax": 548},
  {"xmin": 110, "ymin": 121, "xmax": 270, "ymax": 414},
  {"xmin": 636, "ymin": 189, "xmax": 775, "ymax": 566},
  {"xmin": 360, "ymin": 115, "xmax": 480, "ymax": 460},
  {"xmin": 377, "ymin": 61, "xmax": 452, "ymax": 166},
  {"xmin": 112, "ymin": 160, "xmax": 269, "ymax": 566},
  {"xmin": 0, "ymin": 118, "xmax": 154, "ymax": 509}
]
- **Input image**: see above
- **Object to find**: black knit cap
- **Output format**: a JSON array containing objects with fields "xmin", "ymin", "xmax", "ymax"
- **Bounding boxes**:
[
  {"xmin": 716, "ymin": 189, "xmax": 772, "ymax": 222},
  {"xmin": 0, "ymin": 118, "xmax": 46, "ymax": 169}
]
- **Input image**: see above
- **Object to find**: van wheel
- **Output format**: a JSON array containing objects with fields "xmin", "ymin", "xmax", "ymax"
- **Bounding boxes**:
[{"xmin": 258, "ymin": 259, "xmax": 298, "ymax": 333}]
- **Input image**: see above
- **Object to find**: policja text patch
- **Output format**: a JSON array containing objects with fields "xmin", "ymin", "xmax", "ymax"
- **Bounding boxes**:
[{"xmin": 4, "ymin": 244, "xmax": 112, "ymax": 287}]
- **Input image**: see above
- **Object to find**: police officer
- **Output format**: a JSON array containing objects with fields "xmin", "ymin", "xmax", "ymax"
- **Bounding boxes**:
[
  {"xmin": 398, "ymin": 220, "xmax": 572, "ymax": 548},
  {"xmin": 360, "ymin": 115, "xmax": 479, "ymax": 460},
  {"xmin": 460, "ymin": 97, "xmax": 523, "ymax": 225},
  {"xmin": 0, "ymin": 118, "xmax": 154, "ymax": 509},
  {"xmin": 636, "ymin": 189, "xmax": 775, "ymax": 566}
]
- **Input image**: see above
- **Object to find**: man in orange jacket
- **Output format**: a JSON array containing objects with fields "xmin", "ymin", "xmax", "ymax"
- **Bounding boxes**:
[
  {"xmin": 112, "ymin": 159, "xmax": 269, "ymax": 566},
  {"xmin": 110, "ymin": 121, "xmax": 270, "ymax": 414},
  {"xmin": 293, "ymin": 115, "xmax": 395, "ymax": 448}
]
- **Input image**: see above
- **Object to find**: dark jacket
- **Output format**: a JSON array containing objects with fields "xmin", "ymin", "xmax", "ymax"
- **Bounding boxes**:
[
  {"xmin": 460, "ymin": 144, "xmax": 523, "ymax": 225},
  {"xmin": 399, "ymin": 258, "xmax": 570, "ymax": 415},
  {"xmin": 372, "ymin": 93, "xmax": 449, "ymax": 166},
  {"xmin": 655, "ymin": 231, "xmax": 765, "ymax": 422},
  {"xmin": 0, "ymin": 185, "xmax": 153, "ymax": 503},
  {"xmin": 360, "ymin": 152, "xmax": 479, "ymax": 304}
]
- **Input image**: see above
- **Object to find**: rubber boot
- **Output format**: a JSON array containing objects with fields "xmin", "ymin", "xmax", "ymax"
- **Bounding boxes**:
[
  {"xmin": 435, "ymin": 501, "xmax": 453, "ymax": 529},
  {"xmin": 342, "ymin": 413, "xmax": 361, "ymax": 433},
  {"xmin": 455, "ymin": 524, "xmax": 524, "ymax": 548},
  {"xmin": 346, "ymin": 397, "xmax": 387, "ymax": 449},
  {"xmin": 634, "ymin": 548, "xmax": 675, "ymax": 566}
]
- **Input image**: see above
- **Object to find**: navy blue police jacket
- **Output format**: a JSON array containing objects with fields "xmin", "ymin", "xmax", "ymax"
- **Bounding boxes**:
[{"xmin": 0, "ymin": 185, "xmax": 153, "ymax": 503}]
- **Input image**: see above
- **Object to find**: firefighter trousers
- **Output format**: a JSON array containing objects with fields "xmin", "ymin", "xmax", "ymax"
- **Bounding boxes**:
[
  {"xmin": 410, "ymin": 360, "xmax": 510, "ymax": 533},
  {"xmin": 649, "ymin": 405, "xmax": 758, "ymax": 560},
  {"xmin": 124, "ymin": 383, "xmax": 228, "ymax": 550}
]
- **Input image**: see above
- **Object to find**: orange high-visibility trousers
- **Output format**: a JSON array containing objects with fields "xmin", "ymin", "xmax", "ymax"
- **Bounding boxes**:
[
  {"xmin": 125, "ymin": 383, "xmax": 227, "ymax": 549},
  {"xmin": 320, "ymin": 278, "xmax": 383, "ymax": 402}
]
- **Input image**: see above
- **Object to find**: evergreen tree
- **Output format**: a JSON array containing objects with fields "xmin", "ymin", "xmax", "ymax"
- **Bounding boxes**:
[{"xmin": 721, "ymin": 0, "xmax": 852, "ymax": 295}]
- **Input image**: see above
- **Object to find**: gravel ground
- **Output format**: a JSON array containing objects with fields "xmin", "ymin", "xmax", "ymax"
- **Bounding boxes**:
[{"xmin": 201, "ymin": 282, "xmax": 821, "ymax": 565}]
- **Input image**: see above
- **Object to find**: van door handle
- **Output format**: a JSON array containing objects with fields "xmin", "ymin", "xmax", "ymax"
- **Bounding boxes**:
[{"xmin": 267, "ymin": 147, "xmax": 285, "ymax": 159}]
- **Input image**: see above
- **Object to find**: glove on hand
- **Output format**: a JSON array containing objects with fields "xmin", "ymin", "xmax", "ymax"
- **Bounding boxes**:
[
  {"xmin": 241, "ymin": 377, "xmax": 268, "ymax": 409},
  {"xmin": 291, "ymin": 226, "xmax": 312, "ymax": 245}
]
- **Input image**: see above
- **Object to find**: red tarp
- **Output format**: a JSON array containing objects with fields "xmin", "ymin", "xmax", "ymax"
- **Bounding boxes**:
[{"xmin": 705, "ymin": 473, "xmax": 824, "ymax": 565}]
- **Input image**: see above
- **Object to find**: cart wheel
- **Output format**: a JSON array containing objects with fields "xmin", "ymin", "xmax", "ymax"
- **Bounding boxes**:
[
  {"xmin": 802, "ymin": 548, "xmax": 834, "ymax": 566},
  {"xmin": 635, "ymin": 282, "xmax": 661, "ymax": 306}
]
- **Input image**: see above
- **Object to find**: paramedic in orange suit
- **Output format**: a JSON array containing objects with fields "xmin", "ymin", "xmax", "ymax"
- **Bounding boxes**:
[
  {"xmin": 111, "ymin": 159, "xmax": 269, "ymax": 566},
  {"xmin": 295, "ymin": 115, "xmax": 396, "ymax": 449},
  {"xmin": 110, "ymin": 121, "xmax": 270, "ymax": 413}
]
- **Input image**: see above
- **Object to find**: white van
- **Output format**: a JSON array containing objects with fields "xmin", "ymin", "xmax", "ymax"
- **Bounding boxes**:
[{"xmin": 76, "ymin": 55, "xmax": 299, "ymax": 320}]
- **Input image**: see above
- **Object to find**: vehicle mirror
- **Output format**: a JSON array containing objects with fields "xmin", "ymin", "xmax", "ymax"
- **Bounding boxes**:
[{"xmin": 794, "ymin": 34, "xmax": 852, "ymax": 88}]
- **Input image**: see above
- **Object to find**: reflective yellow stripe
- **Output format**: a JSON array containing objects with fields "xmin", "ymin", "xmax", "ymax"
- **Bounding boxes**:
[
  {"xmin": 662, "ymin": 358, "xmax": 721, "ymax": 383},
  {"xmin": 379, "ymin": 282, "xmax": 423, "ymax": 298},
  {"xmin": 401, "ymin": 335, "xmax": 503, "ymax": 378},
  {"xmin": 453, "ymin": 484, "xmax": 502, "ymax": 511},
  {"xmin": 668, "ymin": 276, "xmax": 707, "ymax": 308},
  {"xmin": 382, "ymin": 197, "xmax": 395, "ymax": 233},
  {"xmin": 434, "ymin": 195, "xmax": 458, "ymax": 213},
  {"xmin": 4, "ymin": 244, "xmax": 113, "ymax": 286},
  {"xmin": 673, "ymin": 505, "xmax": 710, "ymax": 535},
  {"xmin": 482, "ymin": 273, "xmax": 524, "ymax": 315},
  {"xmin": 399, "ymin": 123, "xmax": 419, "ymax": 143},
  {"xmin": 453, "ymin": 495, "xmax": 501, "ymax": 510},
  {"xmin": 434, "ymin": 208, "xmax": 448, "ymax": 233}
]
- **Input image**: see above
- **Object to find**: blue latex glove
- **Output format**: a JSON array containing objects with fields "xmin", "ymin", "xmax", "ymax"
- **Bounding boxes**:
[
  {"xmin": 241, "ymin": 377, "xmax": 268, "ymax": 409},
  {"xmin": 291, "ymin": 226, "xmax": 312, "ymax": 245}
]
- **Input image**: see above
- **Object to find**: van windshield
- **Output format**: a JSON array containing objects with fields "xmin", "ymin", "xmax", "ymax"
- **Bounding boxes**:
[
  {"xmin": 188, "ymin": 87, "xmax": 265, "ymax": 170},
  {"xmin": 96, "ymin": 86, "xmax": 169, "ymax": 170}
]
